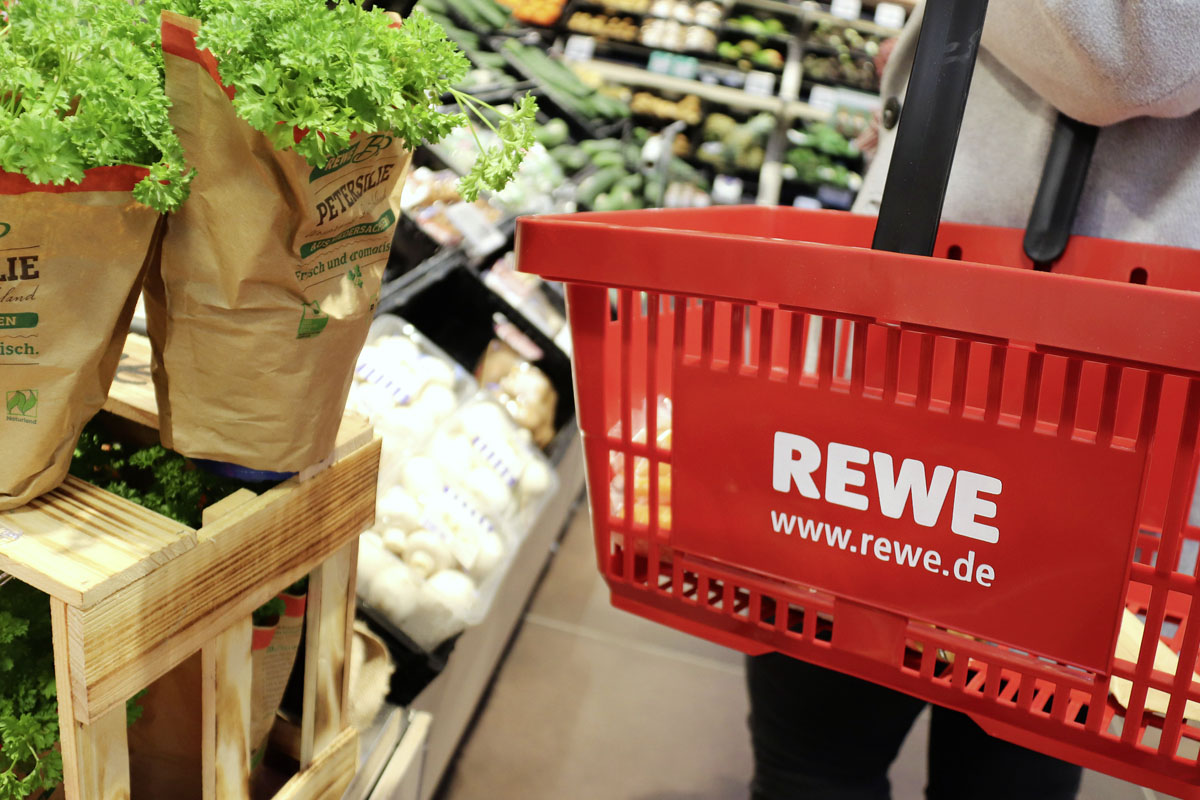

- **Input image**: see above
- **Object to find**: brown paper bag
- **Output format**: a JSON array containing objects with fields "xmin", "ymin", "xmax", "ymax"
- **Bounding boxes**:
[
  {"xmin": 251, "ymin": 590, "xmax": 307, "ymax": 754},
  {"xmin": 148, "ymin": 12, "xmax": 412, "ymax": 472},
  {"xmin": 0, "ymin": 168, "xmax": 161, "ymax": 511}
]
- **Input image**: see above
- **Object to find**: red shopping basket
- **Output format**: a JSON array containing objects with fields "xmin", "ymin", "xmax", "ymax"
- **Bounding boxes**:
[{"xmin": 517, "ymin": 4, "xmax": 1200, "ymax": 794}]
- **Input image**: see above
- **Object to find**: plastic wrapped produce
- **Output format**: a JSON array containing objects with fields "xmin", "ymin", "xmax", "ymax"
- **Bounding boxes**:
[{"xmin": 347, "ymin": 315, "xmax": 476, "ymax": 488}]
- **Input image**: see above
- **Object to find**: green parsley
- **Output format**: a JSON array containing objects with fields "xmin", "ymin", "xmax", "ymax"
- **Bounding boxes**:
[
  {"xmin": 0, "ymin": 0, "xmax": 193, "ymax": 212},
  {"xmin": 0, "ymin": 581, "xmax": 61, "ymax": 800},
  {"xmin": 180, "ymin": 0, "xmax": 536, "ymax": 201}
]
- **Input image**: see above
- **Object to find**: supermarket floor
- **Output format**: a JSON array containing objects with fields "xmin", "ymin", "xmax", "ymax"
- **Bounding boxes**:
[{"xmin": 434, "ymin": 509, "xmax": 1167, "ymax": 800}]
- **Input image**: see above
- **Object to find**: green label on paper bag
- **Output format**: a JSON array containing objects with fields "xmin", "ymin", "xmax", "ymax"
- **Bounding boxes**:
[
  {"xmin": 297, "ymin": 301, "xmax": 329, "ymax": 339},
  {"xmin": 0, "ymin": 313, "xmax": 36, "ymax": 329},
  {"xmin": 308, "ymin": 134, "xmax": 395, "ymax": 182},
  {"xmin": 299, "ymin": 210, "xmax": 396, "ymax": 259},
  {"xmin": 6, "ymin": 389, "xmax": 38, "ymax": 421}
]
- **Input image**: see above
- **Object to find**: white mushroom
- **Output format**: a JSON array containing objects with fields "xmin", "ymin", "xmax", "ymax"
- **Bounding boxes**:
[
  {"xmin": 368, "ymin": 561, "xmax": 422, "ymax": 623},
  {"xmin": 381, "ymin": 528, "xmax": 408, "ymax": 556},
  {"xmin": 518, "ymin": 459, "xmax": 552, "ymax": 506},
  {"xmin": 470, "ymin": 531, "xmax": 506, "ymax": 582},
  {"xmin": 415, "ymin": 383, "xmax": 458, "ymax": 423},
  {"xmin": 467, "ymin": 466, "xmax": 511, "ymax": 517},
  {"xmin": 402, "ymin": 456, "xmax": 444, "ymax": 498},
  {"xmin": 376, "ymin": 487, "xmax": 423, "ymax": 531},
  {"xmin": 429, "ymin": 432, "xmax": 475, "ymax": 478},
  {"xmin": 401, "ymin": 530, "xmax": 454, "ymax": 578},
  {"xmin": 413, "ymin": 356, "xmax": 456, "ymax": 389}
]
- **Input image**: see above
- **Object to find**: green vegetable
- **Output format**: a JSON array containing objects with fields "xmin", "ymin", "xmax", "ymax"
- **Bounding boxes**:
[
  {"xmin": 579, "ymin": 138, "xmax": 623, "ymax": 155},
  {"xmin": 592, "ymin": 191, "xmax": 619, "ymax": 212},
  {"xmin": 577, "ymin": 165, "xmax": 626, "ymax": 206},
  {"xmin": 535, "ymin": 118, "xmax": 569, "ymax": 148},
  {"xmin": 71, "ymin": 427, "xmax": 246, "ymax": 529},
  {"xmin": 549, "ymin": 143, "xmax": 587, "ymax": 172},
  {"xmin": 180, "ymin": 1, "xmax": 536, "ymax": 202},
  {"xmin": 0, "ymin": 580, "xmax": 61, "ymax": 799},
  {"xmin": 717, "ymin": 41, "xmax": 741, "ymax": 61},
  {"xmin": 609, "ymin": 184, "xmax": 639, "ymax": 210},
  {"xmin": 590, "ymin": 150, "xmax": 625, "ymax": 169},
  {"xmin": 0, "ymin": 0, "xmax": 193, "ymax": 212},
  {"xmin": 616, "ymin": 172, "xmax": 643, "ymax": 193}
]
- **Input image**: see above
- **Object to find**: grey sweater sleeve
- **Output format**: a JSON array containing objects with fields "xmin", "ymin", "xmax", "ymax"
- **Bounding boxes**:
[{"xmin": 983, "ymin": 1, "xmax": 1200, "ymax": 125}]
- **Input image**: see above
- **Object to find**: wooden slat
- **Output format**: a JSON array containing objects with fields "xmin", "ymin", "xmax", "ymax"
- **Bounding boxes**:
[
  {"xmin": 201, "ymin": 489, "xmax": 258, "ymax": 528},
  {"xmin": 298, "ymin": 414, "xmax": 374, "ymax": 483},
  {"xmin": 104, "ymin": 332, "xmax": 158, "ymax": 428},
  {"xmin": 202, "ymin": 618, "xmax": 253, "ymax": 800},
  {"xmin": 0, "ymin": 477, "xmax": 194, "ymax": 607},
  {"xmin": 274, "ymin": 727, "xmax": 359, "ymax": 800},
  {"xmin": 300, "ymin": 542, "xmax": 355, "ymax": 768},
  {"xmin": 53, "ymin": 598, "xmax": 131, "ymax": 800},
  {"xmin": 68, "ymin": 439, "xmax": 380, "ymax": 723}
]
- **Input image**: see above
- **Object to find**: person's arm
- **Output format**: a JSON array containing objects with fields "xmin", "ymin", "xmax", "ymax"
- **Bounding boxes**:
[{"xmin": 983, "ymin": 1, "xmax": 1200, "ymax": 125}]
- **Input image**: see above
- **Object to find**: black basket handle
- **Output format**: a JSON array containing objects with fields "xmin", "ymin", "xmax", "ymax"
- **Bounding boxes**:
[
  {"xmin": 1024, "ymin": 113, "xmax": 1100, "ymax": 270},
  {"xmin": 871, "ymin": 0, "xmax": 1100, "ymax": 265},
  {"xmin": 872, "ymin": 0, "xmax": 990, "ymax": 257}
]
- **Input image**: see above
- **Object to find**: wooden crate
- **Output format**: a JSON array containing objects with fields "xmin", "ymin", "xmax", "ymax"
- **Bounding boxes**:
[{"xmin": 0, "ymin": 334, "xmax": 381, "ymax": 800}]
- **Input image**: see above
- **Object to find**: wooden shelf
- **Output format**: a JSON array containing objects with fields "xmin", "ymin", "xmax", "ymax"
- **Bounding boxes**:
[{"xmin": 0, "ymin": 332, "xmax": 380, "ymax": 800}]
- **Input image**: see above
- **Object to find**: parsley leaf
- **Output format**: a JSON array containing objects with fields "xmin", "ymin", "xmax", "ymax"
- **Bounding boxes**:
[
  {"xmin": 184, "ymin": 0, "xmax": 535, "ymax": 200},
  {"xmin": 0, "ymin": 0, "xmax": 193, "ymax": 212}
]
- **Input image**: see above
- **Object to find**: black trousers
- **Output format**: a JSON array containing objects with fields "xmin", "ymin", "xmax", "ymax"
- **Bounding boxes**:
[{"xmin": 746, "ymin": 653, "xmax": 1083, "ymax": 800}]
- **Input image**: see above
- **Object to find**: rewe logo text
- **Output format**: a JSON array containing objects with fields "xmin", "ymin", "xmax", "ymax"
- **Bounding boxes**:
[{"xmin": 772, "ymin": 431, "xmax": 1002, "ymax": 544}]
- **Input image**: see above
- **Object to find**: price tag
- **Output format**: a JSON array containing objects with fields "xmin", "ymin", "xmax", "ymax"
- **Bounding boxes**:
[
  {"xmin": 873, "ymin": 2, "xmax": 906, "ymax": 30},
  {"xmin": 563, "ymin": 34, "xmax": 596, "ymax": 63},
  {"xmin": 829, "ymin": 0, "xmax": 861, "ymax": 21},
  {"xmin": 808, "ymin": 84, "xmax": 839, "ymax": 114},
  {"xmin": 445, "ymin": 202, "xmax": 506, "ymax": 259},
  {"xmin": 648, "ymin": 50, "xmax": 675, "ymax": 74},
  {"xmin": 744, "ymin": 70, "xmax": 776, "ymax": 97},
  {"xmin": 670, "ymin": 55, "xmax": 699, "ymax": 80}
]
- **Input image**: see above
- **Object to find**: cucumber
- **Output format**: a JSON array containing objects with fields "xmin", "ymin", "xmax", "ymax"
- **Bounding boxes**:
[
  {"xmin": 609, "ymin": 185, "xmax": 639, "ymax": 210},
  {"xmin": 550, "ymin": 144, "xmax": 588, "ymax": 172},
  {"xmin": 616, "ymin": 172, "xmax": 643, "ymax": 193},
  {"xmin": 471, "ymin": 51, "xmax": 508, "ymax": 70},
  {"xmin": 593, "ymin": 192, "xmax": 621, "ymax": 212},
  {"xmin": 577, "ymin": 166, "xmax": 627, "ymax": 207},
  {"xmin": 579, "ymin": 138, "xmax": 623, "ymax": 156},
  {"xmin": 591, "ymin": 151, "xmax": 626, "ymax": 169},
  {"xmin": 623, "ymin": 143, "xmax": 643, "ymax": 168}
]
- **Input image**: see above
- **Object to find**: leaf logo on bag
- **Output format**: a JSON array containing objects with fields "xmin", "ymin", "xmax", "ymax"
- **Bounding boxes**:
[
  {"xmin": 297, "ymin": 301, "xmax": 329, "ymax": 339},
  {"xmin": 0, "ymin": 222, "xmax": 9, "ymax": 239},
  {"xmin": 5, "ymin": 389, "xmax": 38, "ymax": 420}
]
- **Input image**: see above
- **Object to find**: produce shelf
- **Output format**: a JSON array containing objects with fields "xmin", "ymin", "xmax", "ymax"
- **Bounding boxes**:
[
  {"xmin": 576, "ymin": 58, "xmax": 786, "ymax": 112},
  {"xmin": 409, "ymin": 424, "xmax": 585, "ymax": 800}
]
